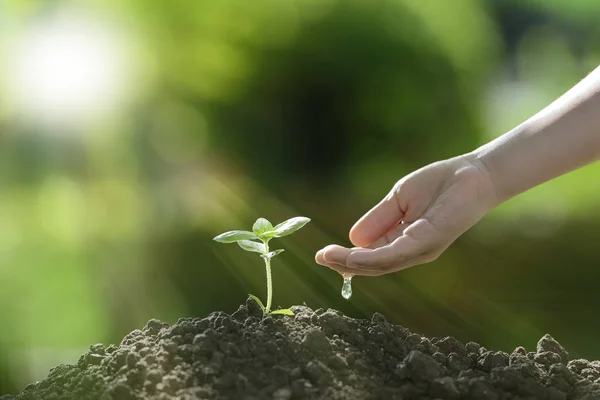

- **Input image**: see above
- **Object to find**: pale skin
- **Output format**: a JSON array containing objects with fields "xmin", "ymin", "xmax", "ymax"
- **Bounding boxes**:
[{"xmin": 316, "ymin": 66, "xmax": 600, "ymax": 277}]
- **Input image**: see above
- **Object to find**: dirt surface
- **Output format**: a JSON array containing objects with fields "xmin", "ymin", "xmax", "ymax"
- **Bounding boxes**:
[{"xmin": 4, "ymin": 298, "xmax": 600, "ymax": 400}]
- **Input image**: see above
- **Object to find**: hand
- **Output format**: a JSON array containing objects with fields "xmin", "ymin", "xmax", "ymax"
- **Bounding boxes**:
[{"xmin": 315, "ymin": 154, "xmax": 498, "ymax": 276}]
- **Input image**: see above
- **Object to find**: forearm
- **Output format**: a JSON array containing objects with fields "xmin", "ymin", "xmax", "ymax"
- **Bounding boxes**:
[{"xmin": 470, "ymin": 66, "xmax": 600, "ymax": 204}]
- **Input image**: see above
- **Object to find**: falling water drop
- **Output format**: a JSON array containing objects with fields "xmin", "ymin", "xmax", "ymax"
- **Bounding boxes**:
[{"xmin": 341, "ymin": 274, "xmax": 353, "ymax": 300}]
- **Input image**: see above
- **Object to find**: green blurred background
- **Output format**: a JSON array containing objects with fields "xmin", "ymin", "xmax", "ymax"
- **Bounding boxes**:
[{"xmin": 1, "ymin": 0, "xmax": 600, "ymax": 393}]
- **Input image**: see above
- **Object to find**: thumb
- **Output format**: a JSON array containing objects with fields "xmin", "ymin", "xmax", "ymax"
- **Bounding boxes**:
[{"xmin": 349, "ymin": 188, "xmax": 405, "ymax": 248}]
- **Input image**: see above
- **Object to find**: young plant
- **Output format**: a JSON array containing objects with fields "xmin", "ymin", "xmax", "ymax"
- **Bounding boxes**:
[{"xmin": 213, "ymin": 216, "xmax": 310, "ymax": 316}]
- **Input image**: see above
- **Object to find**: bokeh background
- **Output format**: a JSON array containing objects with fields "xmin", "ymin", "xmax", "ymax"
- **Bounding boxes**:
[{"xmin": 1, "ymin": 0, "xmax": 600, "ymax": 393}]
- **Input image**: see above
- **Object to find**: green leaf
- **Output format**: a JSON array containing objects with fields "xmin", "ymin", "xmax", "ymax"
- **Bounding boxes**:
[
  {"xmin": 262, "ymin": 249, "xmax": 284, "ymax": 260},
  {"xmin": 213, "ymin": 230, "xmax": 258, "ymax": 243},
  {"xmin": 252, "ymin": 218, "xmax": 273, "ymax": 236},
  {"xmin": 270, "ymin": 217, "xmax": 311, "ymax": 238},
  {"xmin": 248, "ymin": 294, "xmax": 266, "ymax": 313},
  {"xmin": 237, "ymin": 240, "xmax": 266, "ymax": 253},
  {"xmin": 270, "ymin": 309, "xmax": 294, "ymax": 316}
]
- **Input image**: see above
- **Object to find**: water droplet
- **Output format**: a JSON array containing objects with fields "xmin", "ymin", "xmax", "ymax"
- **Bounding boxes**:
[{"xmin": 341, "ymin": 274, "xmax": 353, "ymax": 300}]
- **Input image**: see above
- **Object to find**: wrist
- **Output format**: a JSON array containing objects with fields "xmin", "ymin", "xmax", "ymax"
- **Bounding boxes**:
[{"xmin": 462, "ymin": 150, "xmax": 502, "ymax": 209}]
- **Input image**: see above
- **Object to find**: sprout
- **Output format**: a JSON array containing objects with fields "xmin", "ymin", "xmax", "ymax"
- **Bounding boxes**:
[{"xmin": 213, "ymin": 217, "xmax": 310, "ymax": 316}]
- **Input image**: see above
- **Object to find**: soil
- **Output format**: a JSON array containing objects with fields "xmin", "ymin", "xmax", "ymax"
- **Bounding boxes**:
[{"xmin": 3, "ymin": 298, "xmax": 600, "ymax": 400}]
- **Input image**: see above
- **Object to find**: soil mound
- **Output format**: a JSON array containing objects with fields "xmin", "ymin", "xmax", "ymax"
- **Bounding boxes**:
[{"xmin": 4, "ymin": 299, "xmax": 600, "ymax": 399}]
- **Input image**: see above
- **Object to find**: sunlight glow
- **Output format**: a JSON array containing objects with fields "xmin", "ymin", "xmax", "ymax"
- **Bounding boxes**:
[{"xmin": 6, "ymin": 14, "xmax": 127, "ymax": 124}]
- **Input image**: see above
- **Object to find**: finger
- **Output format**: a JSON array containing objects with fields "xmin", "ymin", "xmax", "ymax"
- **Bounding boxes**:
[
  {"xmin": 315, "ymin": 245, "xmax": 352, "ymax": 267},
  {"xmin": 315, "ymin": 246, "xmax": 347, "ymax": 265},
  {"xmin": 345, "ymin": 235, "xmax": 418, "ymax": 268},
  {"xmin": 316, "ymin": 245, "xmax": 384, "ymax": 276},
  {"xmin": 323, "ymin": 245, "xmax": 371, "ymax": 265},
  {"xmin": 315, "ymin": 249, "xmax": 326, "ymax": 265},
  {"xmin": 322, "ymin": 245, "xmax": 351, "ymax": 264},
  {"xmin": 316, "ymin": 243, "xmax": 431, "ymax": 277},
  {"xmin": 367, "ymin": 221, "xmax": 411, "ymax": 248},
  {"xmin": 349, "ymin": 188, "xmax": 405, "ymax": 248},
  {"xmin": 319, "ymin": 248, "xmax": 433, "ymax": 277},
  {"xmin": 346, "ymin": 219, "xmax": 440, "ymax": 268},
  {"xmin": 316, "ymin": 222, "xmax": 410, "ymax": 270},
  {"xmin": 317, "ymin": 256, "xmax": 392, "ymax": 277}
]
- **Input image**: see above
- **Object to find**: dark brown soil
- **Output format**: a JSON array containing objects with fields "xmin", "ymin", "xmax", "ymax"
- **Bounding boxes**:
[{"xmin": 3, "ymin": 298, "xmax": 600, "ymax": 400}]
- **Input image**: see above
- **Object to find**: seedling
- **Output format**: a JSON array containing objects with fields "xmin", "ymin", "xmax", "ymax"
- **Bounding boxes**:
[{"xmin": 213, "ymin": 216, "xmax": 310, "ymax": 316}]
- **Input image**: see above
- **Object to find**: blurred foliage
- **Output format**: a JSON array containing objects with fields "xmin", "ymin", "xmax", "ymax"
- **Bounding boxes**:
[{"xmin": 0, "ymin": 0, "xmax": 600, "ymax": 394}]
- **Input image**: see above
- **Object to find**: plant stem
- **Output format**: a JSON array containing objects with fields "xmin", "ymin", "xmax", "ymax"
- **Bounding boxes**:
[{"xmin": 264, "ymin": 240, "xmax": 272, "ymax": 314}]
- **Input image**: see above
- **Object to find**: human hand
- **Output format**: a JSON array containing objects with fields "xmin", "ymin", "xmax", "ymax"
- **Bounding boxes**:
[{"xmin": 315, "ymin": 154, "xmax": 498, "ymax": 276}]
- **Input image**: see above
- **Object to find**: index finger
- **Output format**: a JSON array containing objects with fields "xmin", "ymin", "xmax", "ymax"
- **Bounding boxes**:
[
  {"xmin": 346, "ymin": 234, "xmax": 421, "ymax": 268},
  {"xmin": 349, "ymin": 189, "xmax": 405, "ymax": 248}
]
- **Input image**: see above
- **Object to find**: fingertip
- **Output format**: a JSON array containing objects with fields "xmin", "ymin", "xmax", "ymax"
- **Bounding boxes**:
[
  {"xmin": 314, "ymin": 253, "xmax": 350, "ymax": 274},
  {"xmin": 315, "ymin": 250, "xmax": 324, "ymax": 264},
  {"xmin": 349, "ymin": 224, "xmax": 370, "ymax": 248},
  {"xmin": 315, "ymin": 245, "xmax": 336, "ymax": 264},
  {"xmin": 316, "ymin": 245, "xmax": 333, "ymax": 260},
  {"xmin": 316, "ymin": 245, "xmax": 344, "ymax": 265},
  {"xmin": 322, "ymin": 245, "xmax": 349, "ymax": 263},
  {"xmin": 348, "ymin": 195, "xmax": 404, "ymax": 248}
]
